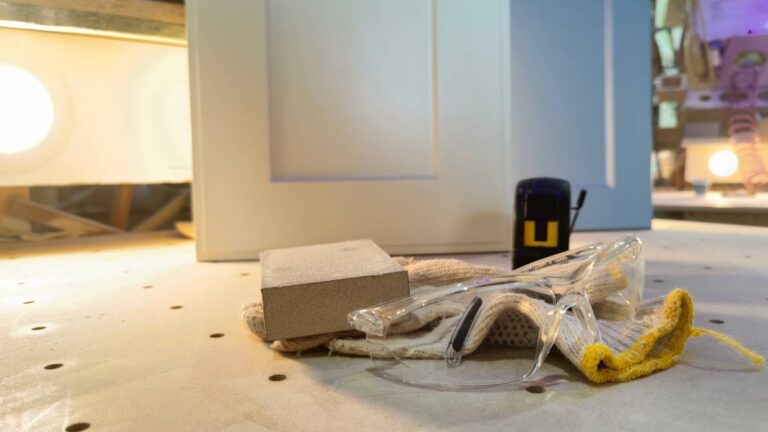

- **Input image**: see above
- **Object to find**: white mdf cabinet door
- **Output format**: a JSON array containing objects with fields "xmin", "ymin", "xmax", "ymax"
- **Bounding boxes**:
[
  {"xmin": 508, "ymin": 0, "xmax": 652, "ymax": 230},
  {"xmin": 188, "ymin": 0, "xmax": 512, "ymax": 260}
]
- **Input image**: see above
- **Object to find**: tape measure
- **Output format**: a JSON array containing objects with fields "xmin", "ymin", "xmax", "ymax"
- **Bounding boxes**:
[{"xmin": 512, "ymin": 177, "xmax": 586, "ymax": 269}]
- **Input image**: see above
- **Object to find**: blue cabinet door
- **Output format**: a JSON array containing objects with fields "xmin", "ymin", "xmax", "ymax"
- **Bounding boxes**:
[{"xmin": 508, "ymin": 0, "xmax": 652, "ymax": 230}]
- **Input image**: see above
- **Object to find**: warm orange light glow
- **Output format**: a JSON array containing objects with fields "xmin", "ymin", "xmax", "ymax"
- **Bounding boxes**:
[
  {"xmin": 0, "ymin": 65, "xmax": 54, "ymax": 154},
  {"xmin": 707, "ymin": 150, "xmax": 739, "ymax": 178}
]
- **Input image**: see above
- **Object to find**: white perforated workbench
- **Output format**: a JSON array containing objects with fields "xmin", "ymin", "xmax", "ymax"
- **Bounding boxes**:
[{"xmin": 1, "ymin": 220, "xmax": 767, "ymax": 431}]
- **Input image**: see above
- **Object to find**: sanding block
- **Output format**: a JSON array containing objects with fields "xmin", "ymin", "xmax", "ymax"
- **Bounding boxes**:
[{"xmin": 260, "ymin": 239, "xmax": 409, "ymax": 341}]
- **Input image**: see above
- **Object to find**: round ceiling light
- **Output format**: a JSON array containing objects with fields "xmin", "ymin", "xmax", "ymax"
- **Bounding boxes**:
[
  {"xmin": 0, "ymin": 65, "xmax": 55, "ymax": 155},
  {"xmin": 708, "ymin": 149, "xmax": 739, "ymax": 178}
]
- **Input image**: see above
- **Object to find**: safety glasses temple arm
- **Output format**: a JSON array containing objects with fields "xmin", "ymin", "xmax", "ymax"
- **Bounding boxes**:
[{"xmin": 348, "ymin": 276, "xmax": 521, "ymax": 336}]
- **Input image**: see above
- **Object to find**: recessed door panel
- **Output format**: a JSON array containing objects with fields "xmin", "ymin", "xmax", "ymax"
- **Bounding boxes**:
[{"xmin": 268, "ymin": 0, "xmax": 437, "ymax": 181}]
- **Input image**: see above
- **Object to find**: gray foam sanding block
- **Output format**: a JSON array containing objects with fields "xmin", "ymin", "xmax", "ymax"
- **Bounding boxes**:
[{"xmin": 260, "ymin": 239, "xmax": 409, "ymax": 341}]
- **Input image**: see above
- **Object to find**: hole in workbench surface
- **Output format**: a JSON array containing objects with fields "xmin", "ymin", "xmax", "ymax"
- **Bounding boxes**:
[
  {"xmin": 653, "ymin": 279, "xmax": 664, "ymax": 283},
  {"xmin": 525, "ymin": 385, "xmax": 545, "ymax": 394},
  {"xmin": 745, "ymin": 255, "xmax": 752, "ymax": 259},
  {"xmin": 703, "ymin": 266, "xmax": 713, "ymax": 270},
  {"xmin": 17, "ymin": 281, "xmax": 25, "ymax": 285},
  {"xmin": 209, "ymin": 333, "xmax": 225, "ymax": 338},
  {"xmin": 65, "ymin": 422, "xmax": 91, "ymax": 432},
  {"xmin": 240, "ymin": 272, "xmax": 250, "ymax": 277},
  {"xmin": 170, "ymin": 305, "xmax": 183, "ymax": 310},
  {"xmin": 143, "ymin": 285, "xmax": 153, "ymax": 289},
  {"xmin": 44, "ymin": 363, "xmax": 63, "ymax": 370},
  {"xmin": 269, "ymin": 374, "xmax": 287, "ymax": 382},
  {"xmin": 23, "ymin": 300, "xmax": 35, "ymax": 304},
  {"xmin": 709, "ymin": 319, "xmax": 725, "ymax": 324},
  {"xmin": 31, "ymin": 326, "xmax": 46, "ymax": 331}
]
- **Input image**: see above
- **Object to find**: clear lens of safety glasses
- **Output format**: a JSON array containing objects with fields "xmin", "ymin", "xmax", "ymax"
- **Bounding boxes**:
[
  {"xmin": 348, "ymin": 236, "xmax": 643, "ymax": 390},
  {"xmin": 515, "ymin": 235, "xmax": 644, "ymax": 321}
]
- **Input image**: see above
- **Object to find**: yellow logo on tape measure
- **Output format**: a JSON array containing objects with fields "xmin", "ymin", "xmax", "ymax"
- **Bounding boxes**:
[{"xmin": 523, "ymin": 221, "xmax": 558, "ymax": 247}]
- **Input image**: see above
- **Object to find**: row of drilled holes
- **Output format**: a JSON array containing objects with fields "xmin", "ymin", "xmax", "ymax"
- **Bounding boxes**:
[
  {"xmin": 651, "ymin": 269, "xmax": 734, "ymax": 325},
  {"xmin": 15, "ymin": 254, "xmax": 759, "ymax": 410},
  {"xmin": 18, "ymin": 281, "xmax": 231, "ymax": 431}
]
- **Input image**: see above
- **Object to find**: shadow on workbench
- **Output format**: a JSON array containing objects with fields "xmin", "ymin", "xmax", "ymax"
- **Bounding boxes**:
[{"xmin": 270, "ymin": 348, "xmax": 613, "ymax": 426}]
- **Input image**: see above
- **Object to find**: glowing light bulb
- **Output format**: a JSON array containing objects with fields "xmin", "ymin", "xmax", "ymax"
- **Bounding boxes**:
[
  {"xmin": 0, "ymin": 65, "xmax": 55, "ymax": 154},
  {"xmin": 708, "ymin": 149, "xmax": 739, "ymax": 178}
]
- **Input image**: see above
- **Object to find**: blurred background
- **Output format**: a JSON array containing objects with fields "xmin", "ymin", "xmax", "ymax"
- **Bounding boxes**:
[
  {"xmin": 651, "ymin": 0, "xmax": 768, "ymax": 225},
  {"xmin": 2, "ymin": 0, "xmax": 768, "ymax": 247}
]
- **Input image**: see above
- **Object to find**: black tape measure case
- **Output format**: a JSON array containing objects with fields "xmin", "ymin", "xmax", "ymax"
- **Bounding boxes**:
[{"xmin": 512, "ymin": 178, "xmax": 573, "ymax": 269}]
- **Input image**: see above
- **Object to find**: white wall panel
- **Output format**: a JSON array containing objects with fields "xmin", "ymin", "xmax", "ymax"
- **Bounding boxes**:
[{"xmin": 0, "ymin": 27, "xmax": 192, "ymax": 186}]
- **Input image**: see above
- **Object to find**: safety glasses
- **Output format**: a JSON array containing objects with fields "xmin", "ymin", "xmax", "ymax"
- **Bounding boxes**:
[{"xmin": 347, "ymin": 236, "xmax": 644, "ymax": 389}]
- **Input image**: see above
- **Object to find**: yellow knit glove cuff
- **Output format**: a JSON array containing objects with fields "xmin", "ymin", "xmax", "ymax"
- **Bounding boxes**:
[{"xmin": 578, "ymin": 289, "xmax": 764, "ymax": 383}]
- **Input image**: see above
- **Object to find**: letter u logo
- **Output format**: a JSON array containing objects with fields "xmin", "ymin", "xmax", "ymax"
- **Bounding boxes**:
[{"xmin": 523, "ymin": 221, "xmax": 558, "ymax": 247}]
